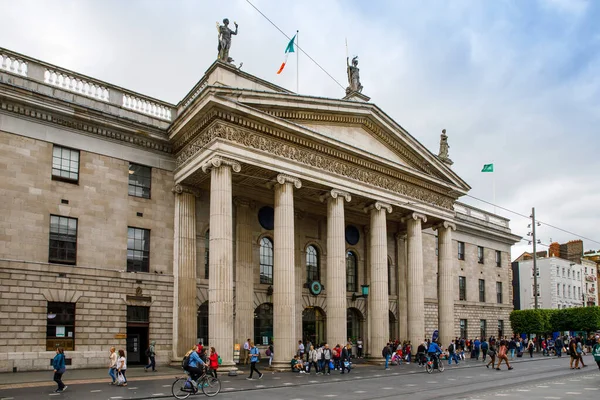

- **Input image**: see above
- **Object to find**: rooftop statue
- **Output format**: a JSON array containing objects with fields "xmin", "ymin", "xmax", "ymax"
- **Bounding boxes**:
[
  {"xmin": 346, "ymin": 56, "xmax": 363, "ymax": 94},
  {"xmin": 217, "ymin": 18, "xmax": 238, "ymax": 63},
  {"xmin": 438, "ymin": 129, "xmax": 453, "ymax": 165}
]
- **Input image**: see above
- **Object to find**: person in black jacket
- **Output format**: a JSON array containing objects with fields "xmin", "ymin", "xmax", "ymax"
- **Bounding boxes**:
[
  {"xmin": 340, "ymin": 344, "xmax": 351, "ymax": 374},
  {"xmin": 417, "ymin": 342, "xmax": 427, "ymax": 366}
]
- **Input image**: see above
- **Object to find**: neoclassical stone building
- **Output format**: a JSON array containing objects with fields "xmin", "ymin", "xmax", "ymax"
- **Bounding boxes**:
[{"xmin": 0, "ymin": 48, "xmax": 520, "ymax": 371}]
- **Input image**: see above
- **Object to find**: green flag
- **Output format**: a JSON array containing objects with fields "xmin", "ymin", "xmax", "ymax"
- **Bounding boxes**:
[{"xmin": 481, "ymin": 163, "xmax": 494, "ymax": 172}]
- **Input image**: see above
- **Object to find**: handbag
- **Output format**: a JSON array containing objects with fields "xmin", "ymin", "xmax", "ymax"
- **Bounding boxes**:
[
  {"xmin": 328, "ymin": 360, "xmax": 334, "ymax": 370},
  {"xmin": 117, "ymin": 372, "xmax": 126, "ymax": 385}
]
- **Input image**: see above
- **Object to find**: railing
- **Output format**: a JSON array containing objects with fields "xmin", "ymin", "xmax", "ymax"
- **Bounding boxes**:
[
  {"xmin": 123, "ymin": 94, "xmax": 172, "ymax": 121},
  {"xmin": 454, "ymin": 202, "xmax": 510, "ymax": 228},
  {"xmin": 44, "ymin": 69, "xmax": 110, "ymax": 102},
  {"xmin": 178, "ymin": 78, "xmax": 209, "ymax": 113},
  {"xmin": 0, "ymin": 48, "xmax": 176, "ymax": 123},
  {"xmin": 0, "ymin": 53, "xmax": 28, "ymax": 76}
]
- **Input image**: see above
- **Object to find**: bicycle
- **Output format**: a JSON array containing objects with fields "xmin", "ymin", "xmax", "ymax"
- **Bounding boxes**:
[
  {"xmin": 172, "ymin": 367, "xmax": 221, "ymax": 398},
  {"xmin": 425, "ymin": 353, "xmax": 445, "ymax": 374}
]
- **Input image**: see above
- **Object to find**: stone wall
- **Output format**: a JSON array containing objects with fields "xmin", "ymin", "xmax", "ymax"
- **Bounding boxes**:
[{"xmin": 0, "ymin": 260, "xmax": 174, "ymax": 372}]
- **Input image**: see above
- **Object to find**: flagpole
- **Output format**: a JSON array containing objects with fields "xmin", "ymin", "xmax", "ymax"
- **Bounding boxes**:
[
  {"xmin": 493, "ymin": 161, "xmax": 496, "ymax": 214},
  {"xmin": 296, "ymin": 30, "xmax": 299, "ymax": 93}
]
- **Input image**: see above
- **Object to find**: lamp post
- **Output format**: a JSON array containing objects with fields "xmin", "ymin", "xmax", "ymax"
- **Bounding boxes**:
[{"xmin": 352, "ymin": 284, "xmax": 369, "ymax": 301}]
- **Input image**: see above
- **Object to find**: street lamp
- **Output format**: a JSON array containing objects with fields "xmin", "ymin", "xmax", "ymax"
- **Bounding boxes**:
[{"xmin": 352, "ymin": 285, "xmax": 369, "ymax": 301}]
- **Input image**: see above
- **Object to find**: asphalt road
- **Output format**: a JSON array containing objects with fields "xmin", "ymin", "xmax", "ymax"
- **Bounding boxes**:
[{"xmin": 0, "ymin": 356, "xmax": 598, "ymax": 400}]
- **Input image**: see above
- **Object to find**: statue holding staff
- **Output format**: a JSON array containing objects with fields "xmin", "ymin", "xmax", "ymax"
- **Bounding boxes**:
[
  {"xmin": 346, "ymin": 56, "xmax": 363, "ymax": 94},
  {"xmin": 216, "ymin": 18, "xmax": 238, "ymax": 63}
]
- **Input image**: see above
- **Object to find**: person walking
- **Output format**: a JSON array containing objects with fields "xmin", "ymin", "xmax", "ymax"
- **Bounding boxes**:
[
  {"xmin": 447, "ymin": 340, "xmax": 459, "ymax": 365},
  {"xmin": 340, "ymin": 344, "xmax": 351, "ymax": 374},
  {"xmin": 527, "ymin": 340, "xmax": 534, "ymax": 358},
  {"xmin": 52, "ymin": 347, "xmax": 67, "ymax": 393},
  {"xmin": 357, "ymin": 337, "xmax": 363, "ymax": 358},
  {"xmin": 144, "ymin": 340, "xmax": 157, "ymax": 372},
  {"xmin": 496, "ymin": 340, "xmax": 513, "ymax": 370},
  {"xmin": 417, "ymin": 341, "xmax": 427, "ymax": 366},
  {"xmin": 208, "ymin": 347, "xmax": 219, "ymax": 378},
  {"xmin": 555, "ymin": 337, "xmax": 563, "ymax": 357},
  {"xmin": 116, "ymin": 349, "xmax": 127, "ymax": 386},
  {"xmin": 108, "ymin": 347, "xmax": 118, "ymax": 385},
  {"xmin": 481, "ymin": 339, "xmax": 488, "ymax": 362},
  {"xmin": 383, "ymin": 342, "xmax": 392, "ymax": 370},
  {"xmin": 473, "ymin": 338, "xmax": 481, "ymax": 360},
  {"xmin": 322, "ymin": 344, "xmax": 333, "ymax": 375},
  {"xmin": 508, "ymin": 338, "xmax": 517, "ymax": 360},
  {"xmin": 307, "ymin": 345, "xmax": 319, "ymax": 374},
  {"xmin": 592, "ymin": 336, "xmax": 600, "ymax": 370},
  {"xmin": 267, "ymin": 343, "xmax": 274, "ymax": 367},
  {"xmin": 485, "ymin": 340, "xmax": 497, "ymax": 369},
  {"xmin": 576, "ymin": 338, "xmax": 586, "ymax": 368},
  {"xmin": 247, "ymin": 341, "xmax": 263, "ymax": 380}
]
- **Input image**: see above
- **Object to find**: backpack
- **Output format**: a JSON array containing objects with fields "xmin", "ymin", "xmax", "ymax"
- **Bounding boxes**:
[
  {"xmin": 145, "ymin": 348, "xmax": 151, "ymax": 357},
  {"xmin": 266, "ymin": 349, "xmax": 271, "ymax": 357},
  {"xmin": 182, "ymin": 355, "xmax": 190, "ymax": 369},
  {"xmin": 448, "ymin": 343, "xmax": 454, "ymax": 353},
  {"xmin": 217, "ymin": 354, "xmax": 222, "ymax": 365}
]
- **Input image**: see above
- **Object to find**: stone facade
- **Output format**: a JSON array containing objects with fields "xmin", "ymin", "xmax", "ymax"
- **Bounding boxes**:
[{"xmin": 0, "ymin": 49, "xmax": 520, "ymax": 371}]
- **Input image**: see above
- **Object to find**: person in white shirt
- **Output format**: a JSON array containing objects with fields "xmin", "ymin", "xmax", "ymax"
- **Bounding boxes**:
[
  {"xmin": 243, "ymin": 339, "xmax": 251, "ymax": 365},
  {"xmin": 116, "ymin": 349, "xmax": 127, "ymax": 386},
  {"xmin": 298, "ymin": 340, "xmax": 305, "ymax": 357}
]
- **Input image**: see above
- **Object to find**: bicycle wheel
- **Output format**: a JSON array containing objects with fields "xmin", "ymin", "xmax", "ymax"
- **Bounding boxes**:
[
  {"xmin": 438, "ymin": 363, "xmax": 445, "ymax": 372},
  {"xmin": 172, "ymin": 377, "xmax": 192, "ymax": 399},
  {"xmin": 201, "ymin": 375, "xmax": 221, "ymax": 397},
  {"xmin": 425, "ymin": 362, "xmax": 433, "ymax": 374}
]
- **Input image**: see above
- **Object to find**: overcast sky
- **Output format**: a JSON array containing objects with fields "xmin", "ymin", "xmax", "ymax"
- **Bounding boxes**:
[{"xmin": 2, "ymin": 0, "xmax": 599, "ymax": 260}]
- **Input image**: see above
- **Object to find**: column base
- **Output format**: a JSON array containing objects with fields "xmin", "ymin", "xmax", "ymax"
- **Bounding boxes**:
[
  {"xmin": 366, "ymin": 356, "xmax": 386, "ymax": 365},
  {"xmin": 270, "ymin": 360, "xmax": 293, "ymax": 372}
]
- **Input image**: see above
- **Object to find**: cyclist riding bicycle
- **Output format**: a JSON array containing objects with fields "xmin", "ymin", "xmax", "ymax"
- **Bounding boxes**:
[
  {"xmin": 184, "ymin": 346, "xmax": 206, "ymax": 391},
  {"xmin": 427, "ymin": 340, "xmax": 443, "ymax": 369}
]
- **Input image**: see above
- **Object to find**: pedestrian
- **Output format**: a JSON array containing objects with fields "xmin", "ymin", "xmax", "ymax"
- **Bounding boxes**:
[
  {"xmin": 266, "ymin": 343, "xmax": 274, "ymax": 367},
  {"xmin": 447, "ymin": 340, "xmax": 459, "ymax": 365},
  {"xmin": 144, "ymin": 340, "xmax": 157, "ymax": 372},
  {"xmin": 333, "ymin": 344, "xmax": 342, "ymax": 370},
  {"xmin": 116, "ymin": 349, "xmax": 127, "ymax": 386},
  {"xmin": 496, "ymin": 340, "xmax": 513, "ymax": 370},
  {"xmin": 474, "ymin": 337, "xmax": 481, "ymax": 360},
  {"xmin": 508, "ymin": 338, "xmax": 517, "ymax": 359},
  {"xmin": 108, "ymin": 347, "xmax": 118, "ymax": 385},
  {"xmin": 406, "ymin": 341, "xmax": 412, "ymax": 364},
  {"xmin": 357, "ymin": 337, "xmax": 363, "ymax": 358},
  {"xmin": 592, "ymin": 336, "xmax": 600, "ymax": 370},
  {"xmin": 322, "ymin": 343, "xmax": 333, "ymax": 375},
  {"xmin": 243, "ymin": 339, "xmax": 251, "ymax": 365},
  {"xmin": 207, "ymin": 347, "xmax": 219, "ymax": 378},
  {"xmin": 340, "ymin": 344, "xmax": 351, "ymax": 374},
  {"xmin": 555, "ymin": 337, "xmax": 563, "ymax": 357},
  {"xmin": 307, "ymin": 345, "xmax": 319, "ymax": 374},
  {"xmin": 383, "ymin": 342, "xmax": 392, "ymax": 370},
  {"xmin": 576, "ymin": 338, "xmax": 586, "ymax": 368},
  {"xmin": 481, "ymin": 339, "xmax": 488, "ymax": 362},
  {"xmin": 247, "ymin": 341, "xmax": 263, "ymax": 380},
  {"xmin": 417, "ymin": 341, "xmax": 427, "ymax": 366},
  {"xmin": 52, "ymin": 347, "xmax": 67, "ymax": 393},
  {"xmin": 527, "ymin": 340, "xmax": 534, "ymax": 358},
  {"xmin": 485, "ymin": 340, "xmax": 497, "ymax": 369},
  {"xmin": 298, "ymin": 340, "xmax": 305, "ymax": 358}
]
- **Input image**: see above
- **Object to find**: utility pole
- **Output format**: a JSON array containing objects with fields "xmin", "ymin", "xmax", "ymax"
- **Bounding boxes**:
[{"xmin": 532, "ymin": 207, "xmax": 538, "ymax": 309}]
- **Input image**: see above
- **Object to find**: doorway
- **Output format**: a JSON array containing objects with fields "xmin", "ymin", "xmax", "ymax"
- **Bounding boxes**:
[
  {"xmin": 302, "ymin": 307, "xmax": 326, "ymax": 346},
  {"xmin": 127, "ymin": 306, "xmax": 149, "ymax": 365}
]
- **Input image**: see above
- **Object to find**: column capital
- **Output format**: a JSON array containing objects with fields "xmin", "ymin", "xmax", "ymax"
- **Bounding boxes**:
[
  {"xmin": 201, "ymin": 156, "xmax": 241, "ymax": 173},
  {"xmin": 172, "ymin": 183, "xmax": 201, "ymax": 197},
  {"xmin": 432, "ymin": 221, "xmax": 457, "ymax": 231},
  {"xmin": 233, "ymin": 196, "xmax": 256, "ymax": 209},
  {"xmin": 268, "ymin": 173, "xmax": 302, "ymax": 189},
  {"xmin": 363, "ymin": 201, "xmax": 392, "ymax": 214},
  {"xmin": 319, "ymin": 189, "xmax": 351, "ymax": 203},
  {"xmin": 401, "ymin": 212, "xmax": 427, "ymax": 224}
]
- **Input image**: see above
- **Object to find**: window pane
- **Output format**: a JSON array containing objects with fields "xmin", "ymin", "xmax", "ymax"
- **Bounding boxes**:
[
  {"xmin": 128, "ymin": 163, "xmax": 152, "ymax": 199},
  {"xmin": 306, "ymin": 245, "xmax": 319, "ymax": 282},
  {"xmin": 127, "ymin": 227, "xmax": 150, "ymax": 272},
  {"xmin": 49, "ymin": 215, "xmax": 77, "ymax": 264},
  {"xmin": 260, "ymin": 238, "xmax": 273, "ymax": 284},
  {"xmin": 52, "ymin": 146, "xmax": 79, "ymax": 183},
  {"xmin": 346, "ymin": 251, "xmax": 357, "ymax": 292}
]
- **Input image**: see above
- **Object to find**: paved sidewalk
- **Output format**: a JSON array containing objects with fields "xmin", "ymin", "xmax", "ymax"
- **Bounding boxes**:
[{"xmin": 0, "ymin": 354, "xmax": 562, "ymax": 390}]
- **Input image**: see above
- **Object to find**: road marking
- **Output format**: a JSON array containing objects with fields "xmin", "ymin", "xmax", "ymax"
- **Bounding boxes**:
[
  {"xmin": 162, "ymin": 384, "xmax": 171, "ymax": 387},
  {"xmin": 568, "ymin": 379, "xmax": 581, "ymax": 381},
  {"xmin": 495, "ymin": 395, "xmax": 509, "ymax": 397},
  {"xmin": 565, "ymin": 393, "xmax": 581, "ymax": 395},
  {"xmin": 1, "ymin": 398, "xmax": 15, "ymax": 400},
  {"xmin": 90, "ymin": 389, "xmax": 102, "ymax": 392},
  {"xmin": 447, "ymin": 378, "xmax": 456, "ymax": 381},
  {"xmin": 309, "ymin": 380, "xmax": 318, "ymax": 383},
  {"xmin": 584, "ymin": 388, "xmax": 599, "ymax": 390},
  {"xmin": 273, "ymin": 377, "xmax": 281, "ymax": 379},
  {"xmin": 382, "ymin": 387, "xmax": 393, "ymax": 390},
  {"xmin": 223, "ymin": 388, "xmax": 235, "ymax": 391},
  {"xmin": 324, "ymin": 396, "xmax": 337, "ymax": 398},
  {"xmin": 128, "ymin": 387, "xmax": 138, "ymax": 390},
  {"xmin": 516, "ymin": 389, "xmax": 530, "ymax": 392},
  {"xmin": 405, "ymin": 384, "xmax": 416, "ymax": 386},
  {"xmin": 284, "ymin": 382, "xmax": 293, "ymax": 385},
  {"xmin": 542, "ymin": 397, "xmax": 561, "ymax": 399},
  {"xmin": 255, "ymin": 385, "xmax": 265, "ymax": 388},
  {"xmin": 537, "ymin": 385, "xmax": 549, "ymax": 388},
  {"xmin": 552, "ymin": 382, "xmax": 565, "ymax": 385},
  {"xmin": 426, "ymin": 381, "xmax": 438, "ymax": 384},
  {"xmin": 49, "ymin": 395, "xmax": 60, "ymax": 397},
  {"xmin": 152, "ymin": 394, "xmax": 165, "ymax": 397},
  {"xmin": 110, "ymin": 397, "xmax": 123, "ymax": 399},
  {"xmin": 354, "ymin": 391, "xmax": 366, "ymax": 394}
]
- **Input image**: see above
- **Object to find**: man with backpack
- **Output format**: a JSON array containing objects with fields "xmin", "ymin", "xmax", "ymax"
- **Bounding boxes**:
[
  {"xmin": 183, "ymin": 346, "xmax": 206, "ymax": 392},
  {"xmin": 144, "ymin": 340, "xmax": 156, "ymax": 372},
  {"xmin": 481, "ymin": 339, "xmax": 489, "ymax": 362},
  {"xmin": 383, "ymin": 342, "xmax": 392, "ymax": 370},
  {"xmin": 447, "ymin": 340, "xmax": 459, "ymax": 365}
]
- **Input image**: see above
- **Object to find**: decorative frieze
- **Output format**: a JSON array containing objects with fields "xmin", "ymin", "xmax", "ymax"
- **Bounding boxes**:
[{"xmin": 177, "ymin": 121, "xmax": 455, "ymax": 210}]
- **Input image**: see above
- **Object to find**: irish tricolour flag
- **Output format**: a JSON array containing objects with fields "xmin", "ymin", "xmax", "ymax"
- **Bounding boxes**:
[{"xmin": 277, "ymin": 35, "xmax": 296, "ymax": 74}]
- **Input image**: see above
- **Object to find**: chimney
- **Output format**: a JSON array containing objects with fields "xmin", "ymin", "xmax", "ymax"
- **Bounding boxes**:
[
  {"xmin": 549, "ymin": 242, "xmax": 560, "ymax": 258},
  {"xmin": 559, "ymin": 240, "xmax": 583, "ymax": 263}
]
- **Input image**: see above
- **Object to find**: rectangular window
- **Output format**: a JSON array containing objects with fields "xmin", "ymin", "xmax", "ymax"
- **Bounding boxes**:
[
  {"xmin": 127, "ymin": 306, "xmax": 149, "ymax": 323},
  {"xmin": 480, "ymin": 319, "xmax": 486, "ymax": 338},
  {"xmin": 459, "ymin": 276, "xmax": 466, "ymax": 301},
  {"xmin": 577, "ymin": 271, "xmax": 580, "ymax": 281},
  {"xmin": 578, "ymin": 286, "xmax": 581, "ymax": 299},
  {"xmin": 52, "ymin": 145, "xmax": 79, "ymax": 183},
  {"xmin": 557, "ymin": 266, "xmax": 560, "ymax": 276},
  {"xmin": 479, "ymin": 279, "xmax": 486, "ymax": 302},
  {"xmin": 46, "ymin": 302, "xmax": 75, "ymax": 351},
  {"xmin": 557, "ymin": 283, "xmax": 560, "ymax": 296},
  {"xmin": 562, "ymin": 268, "xmax": 565, "ymax": 277},
  {"xmin": 563, "ymin": 284, "xmax": 566, "ymax": 298},
  {"xmin": 497, "ymin": 320, "xmax": 504, "ymax": 338},
  {"xmin": 477, "ymin": 246, "xmax": 484, "ymax": 264},
  {"xmin": 49, "ymin": 215, "xmax": 78, "ymax": 264},
  {"xmin": 568, "ymin": 286, "xmax": 571, "ymax": 298},
  {"xmin": 458, "ymin": 241, "xmax": 465, "ymax": 260},
  {"xmin": 495, "ymin": 250, "xmax": 501, "ymax": 267},
  {"xmin": 496, "ymin": 282, "xmax": 503, "ymax": 304},
  {"xmin": 127, "ymin": 227, "xmax": 150, "ymax": 272},
  {"xmin": 460, "ymin": 319, "xmax": 467, "ymax": 339},
  {"xmin": 128, "ymin": 163, "xmax": 151, "ymax": 199}
]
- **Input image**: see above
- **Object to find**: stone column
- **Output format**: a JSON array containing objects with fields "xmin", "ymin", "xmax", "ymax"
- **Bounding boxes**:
[
  {"xmin": 172, "ymin": 184, "xmax": 198, "ymax": 358},
  {"xmin": 404, "ymin": 212, "xmax": 427, "ymax": 350},
  {"xmin": 271, "ymin": 174, "xmax": 302, "ymax": 369},
  {"xmin": 202, "ymin": 156, "xmax": 241, "ymax": 367},
  {"xmin": 434, "ymin": 221, "xmax": 456, "ymax": 348},
  {"xmin": 364, "ymin": 201, "xmax": 392, "ymax": 359},
  {"xmin": 321, "ymin": 189, "xmax": 351, "ymax": 347},
  {"xmin": 395, "ymin": 232, "xmax": 408, "ymax": 341},
  {"xmin": 234, "ymin": 197, "xmax": 254, "ymax": 349}
]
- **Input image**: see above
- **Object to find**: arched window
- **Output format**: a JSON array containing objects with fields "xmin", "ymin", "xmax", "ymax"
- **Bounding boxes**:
[
  {"xmin": 260, "ymin": 237, "xmax": 273, "ymax": 284},
  {"xmin": 204, "ymin": 230, "xmax": 209, "ymax": 279},
  {"xmin": 306, "ymin": 245, "xmax": 320, "ymax": 282},
  {"xmin": 346, "ymin": 251, "xmax": 358, "ymax": 292},
  {"xmin": 254, "ymin": 303, "xmax": 273, "ymax": 346}
]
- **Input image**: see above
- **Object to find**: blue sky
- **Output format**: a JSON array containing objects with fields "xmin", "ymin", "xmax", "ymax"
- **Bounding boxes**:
[{"xmin": 1, "ymin": 0, "xmax": 599, "ymax": 258}]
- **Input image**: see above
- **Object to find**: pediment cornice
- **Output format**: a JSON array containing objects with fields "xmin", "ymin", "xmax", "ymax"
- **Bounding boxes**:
[{"xmin": 175, "ymin": 119, "xmax": 457, "ymax": 210}]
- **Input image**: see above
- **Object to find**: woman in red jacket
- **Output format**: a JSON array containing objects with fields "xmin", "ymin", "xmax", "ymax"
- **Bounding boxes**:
[{"xmin": 208, "ymin": 347, "xmax": 219, "ymax": 378}]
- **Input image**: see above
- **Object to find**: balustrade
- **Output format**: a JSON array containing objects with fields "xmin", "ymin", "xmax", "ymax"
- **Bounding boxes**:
[
  {"xmin": 122, "ymin": 94, "xmax": 172, "ymax": 121},
  {"xmin": 44, "ymin": 69, "xmax": 109, "ymax": 101},
  {"xmin": 0, "ymin": 53, "xmax": 28, "ymax": 76}
]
